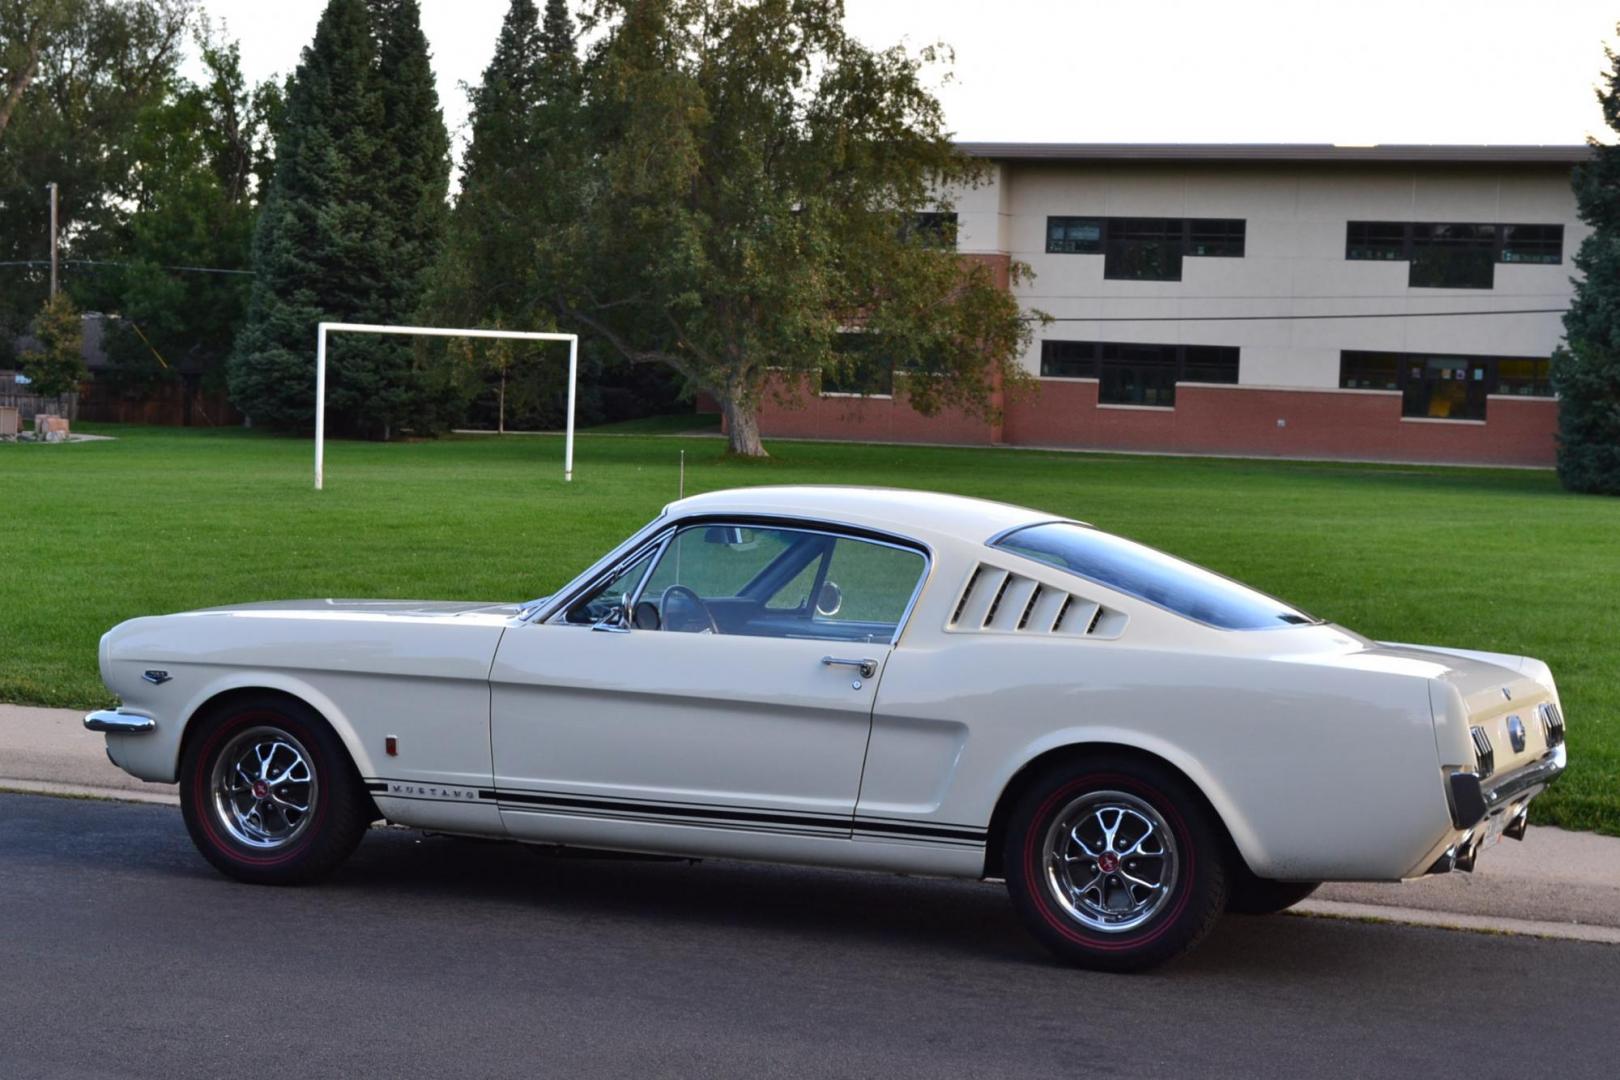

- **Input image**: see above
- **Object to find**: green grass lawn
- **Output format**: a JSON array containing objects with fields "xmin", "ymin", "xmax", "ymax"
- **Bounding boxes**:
[{"xmin": 3, "ymin": 424, "xmax": 1616, "ymax": 835}]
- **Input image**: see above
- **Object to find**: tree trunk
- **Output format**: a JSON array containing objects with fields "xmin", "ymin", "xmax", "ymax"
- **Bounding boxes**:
[
  {"xmin": 720, "ymin": 392, "xmax": 767, "ymax": 457},
  {"xmin": 0, "ymin": 45, "xmax": 41, "ymax": 146}
]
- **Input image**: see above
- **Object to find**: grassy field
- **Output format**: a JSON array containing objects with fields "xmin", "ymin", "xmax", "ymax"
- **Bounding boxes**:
[{"xmin": 3, "ymin": 424, "xmax": 1616, "ymax": 835}]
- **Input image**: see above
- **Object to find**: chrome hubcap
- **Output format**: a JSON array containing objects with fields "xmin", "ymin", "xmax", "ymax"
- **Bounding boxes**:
[
  {"xmin": 1043, "ymin": 790, "xmax": 1178, "ymax": 933},
  {"xmin": 210, "ymin": 726, "xmax": 318, "ymax": 849}
]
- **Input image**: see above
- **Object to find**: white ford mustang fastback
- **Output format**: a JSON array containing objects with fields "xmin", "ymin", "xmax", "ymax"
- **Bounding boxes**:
[{"xmin": 88, "ymin": 486, "xmax": 1567, "ymax": 970}]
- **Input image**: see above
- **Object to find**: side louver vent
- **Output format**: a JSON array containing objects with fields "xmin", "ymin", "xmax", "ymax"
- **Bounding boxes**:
[{"xmin": 946, "ymin": 564, "xmax": 1126, "ymax": 639}]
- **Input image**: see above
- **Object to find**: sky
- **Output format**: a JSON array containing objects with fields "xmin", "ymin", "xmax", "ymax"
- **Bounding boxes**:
[{"xmin": 197, "ymin": 0, "xmax": 1620, "ymax": 160}]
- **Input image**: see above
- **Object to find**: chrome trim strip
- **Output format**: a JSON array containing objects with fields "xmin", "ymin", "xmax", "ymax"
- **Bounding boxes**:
[{"xmin": 83, "ymin": 709, "xmax": 156, "ymax": 734}]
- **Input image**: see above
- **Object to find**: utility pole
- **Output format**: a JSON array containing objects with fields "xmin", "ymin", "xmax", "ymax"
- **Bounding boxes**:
[{"xmin": 46, "ymin": 182, "xmax": 58, "ymax": 297}]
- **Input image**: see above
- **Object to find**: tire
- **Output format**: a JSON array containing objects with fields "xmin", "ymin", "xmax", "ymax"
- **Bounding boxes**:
[
  {"xmin": 179, "ymin": 694, "xmax": 370, "ymax": 885},
  {"xmin": 1003, "ymin": 755, "xmax": 1228, "ymax": 972},
  {"xmin": 1225, "ymin": 866, "xmax": 1320, "ymax": 915}
]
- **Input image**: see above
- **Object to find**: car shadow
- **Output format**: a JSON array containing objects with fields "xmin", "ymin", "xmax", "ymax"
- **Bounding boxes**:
[{"xmin": 311, "ymin": 827, "xmax": 1437, "ymax": 979}]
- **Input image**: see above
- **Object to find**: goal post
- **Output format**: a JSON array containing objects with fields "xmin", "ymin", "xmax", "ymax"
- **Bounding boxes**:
[{"xmin": 314, "ymin": 322, "xmax": 579, "ymax": 490}]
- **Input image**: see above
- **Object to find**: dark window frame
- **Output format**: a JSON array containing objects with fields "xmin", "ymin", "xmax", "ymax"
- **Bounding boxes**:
[
  {"xmin": 1045, "ymin": 216, "xmax": 1247, "ymax": 280},
  {"xmin": 1338, "ymin": 349, "xmax": 1553, "ymax": 422},
  {"xmin": 1040, "ymin": 339, "xmax": 1240, "ymax": 408},
  {"xmin": 1344, "ymin": 221, "xmax": 1564, "ymax": 289}
]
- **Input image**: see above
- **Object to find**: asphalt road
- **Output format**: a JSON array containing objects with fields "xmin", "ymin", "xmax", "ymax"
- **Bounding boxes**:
[{"xmin": 2, "ymin": 794, "xmax": 1616, "ymax": 1080}]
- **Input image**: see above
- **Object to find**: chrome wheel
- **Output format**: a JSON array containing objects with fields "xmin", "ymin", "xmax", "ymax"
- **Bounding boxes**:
[
  {"xmin": 209, "ymin": 725, "xmax": 319, "ymax": 849},
  {"xmin": 1042, "ymin": 790, "xmax": 1179, "ymax": 933}
]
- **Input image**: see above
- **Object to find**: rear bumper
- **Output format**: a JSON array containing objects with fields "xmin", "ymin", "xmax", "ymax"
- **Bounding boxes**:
[
  {"xmin": 84, "ymin": 709, "xmax": 156, "ymax": 734},
  {"xmin": 1431, "ymin": 744, "xmax": 1565, "ymax": 874}
]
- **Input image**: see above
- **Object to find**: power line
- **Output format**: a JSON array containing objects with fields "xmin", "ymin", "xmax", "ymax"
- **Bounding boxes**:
[
  {"xmin": 0, "ymin": 259, "xmax": 255, "ymax": 276},
  {"xmin": 1032, "ymin": 308, "xmax": 1565, "ymax": 323}
]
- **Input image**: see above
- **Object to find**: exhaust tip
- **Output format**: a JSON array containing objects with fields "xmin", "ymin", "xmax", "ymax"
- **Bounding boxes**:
[
  {"xmin": 1504, "ymin": 808, "xmax": 1530, "ymax": 842},
  {"xmin": 1454, "ymin": 832, "xmax": 1480, "ymax": 873},
  {"xmin": 1427, "ymin": 845, "xmax": 1459, "ymax": 875}
]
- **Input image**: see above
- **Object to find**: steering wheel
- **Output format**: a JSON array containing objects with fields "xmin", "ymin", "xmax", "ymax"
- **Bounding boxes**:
[{"xmin": 658, "ymin": 584, "xmax": 718, "ymax": 634}]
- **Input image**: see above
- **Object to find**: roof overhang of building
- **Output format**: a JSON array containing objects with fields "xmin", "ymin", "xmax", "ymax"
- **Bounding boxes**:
[{"xmin": 953, "ymin": 142, "xmax": 1594, "ymax": 166}]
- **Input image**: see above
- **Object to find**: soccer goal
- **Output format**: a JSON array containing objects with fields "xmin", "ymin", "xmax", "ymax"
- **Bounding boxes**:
[{"xmin": 313, "ymin": 322, "xmax": 579, "ymax": 490}]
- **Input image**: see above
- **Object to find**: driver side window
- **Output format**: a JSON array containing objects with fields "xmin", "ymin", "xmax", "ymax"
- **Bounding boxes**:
[{"xmin": 635, "ymin": 524, "xmax": 925, "ymax": 642}]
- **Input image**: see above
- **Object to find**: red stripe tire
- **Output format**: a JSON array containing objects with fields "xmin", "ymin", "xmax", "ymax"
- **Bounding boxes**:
[
  {"xmin": 179, "ymin": 694, "xmax": 370, "ymax": 885},
  {"xmin": 1002, "ymin": 754, "xmax": 1228, "ymax": 972}
]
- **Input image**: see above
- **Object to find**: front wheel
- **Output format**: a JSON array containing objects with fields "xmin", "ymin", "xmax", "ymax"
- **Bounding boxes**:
[
  {"xmin": 1003, "ymin": 756, "xmax": 1228, "ymax": 972},
  {"xmin": 179, "ymin": 695, "xmax": 370, "ymax": 885}
]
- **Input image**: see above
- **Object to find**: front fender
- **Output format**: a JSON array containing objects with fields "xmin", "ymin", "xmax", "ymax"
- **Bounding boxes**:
[{"xmin": 105, "ymin": 669, "xmax": 378, "ymax": 785}]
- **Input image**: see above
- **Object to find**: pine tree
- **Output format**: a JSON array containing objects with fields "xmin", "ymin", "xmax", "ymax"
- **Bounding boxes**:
[
  {"xmin": 20, "ymin": 292, "xmax": 84, "ymax": 401},
  {"xmin": 229, "ymin": 0, "xmax": 448, "ymax": 437},
  {"xmin": 370, "ymin": 0, "xmax": 449, "ymax": 320},
  {"xmin": 420, "ymin": 0, "xmax": 590, "ymax": 430},
  {"xmin": 1552, "ymin": 32, "xmax": 1620, "ymax": 494}
]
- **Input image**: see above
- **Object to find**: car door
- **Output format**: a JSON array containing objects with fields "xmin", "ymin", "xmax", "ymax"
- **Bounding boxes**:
[{"xmin": 488, "ymin": 522, "xmax": 929, "ymax": 854}]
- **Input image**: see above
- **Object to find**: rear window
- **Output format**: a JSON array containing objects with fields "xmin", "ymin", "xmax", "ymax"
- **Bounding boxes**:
[{"xmin": 992, "ymin": 523, "xmax": 1316, "ymax": 630}]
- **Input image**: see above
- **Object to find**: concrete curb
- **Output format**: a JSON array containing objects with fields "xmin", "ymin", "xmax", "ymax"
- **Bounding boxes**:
[
  {"xmin": 1292, "ymin": 900, "xmax": 1620, "ymax": 946},
  {"xmin": 0, "ymin": 779, "xmax": 179, "ymax": 806}
]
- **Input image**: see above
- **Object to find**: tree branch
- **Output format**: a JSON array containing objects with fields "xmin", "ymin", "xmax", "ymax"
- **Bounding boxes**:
[
  {"xmin": 0, "ymin": 40, "xmax": 42, "ymax": 145},
  {"xmin": 553, "ymin": 293, "xmax": 699, "ymax": 384}
]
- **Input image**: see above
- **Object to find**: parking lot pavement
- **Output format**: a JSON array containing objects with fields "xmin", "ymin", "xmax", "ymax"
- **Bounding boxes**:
[
  {"xmin": 2, "ymin": 792, "xmax": 1618, "ymax": 1080},
  {"xmin": 4, "ymin": 702, "xmax": 1618, "ymax": 939}
]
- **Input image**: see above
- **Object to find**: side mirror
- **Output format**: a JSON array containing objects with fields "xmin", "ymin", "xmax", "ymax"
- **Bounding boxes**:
[
  {"xmin": 591, "ymin": 593, "xmax": 633, "ymax": 634},
  {"xmin": 816, "ymin": 580, "xmax": 843, "ymax": 617}
]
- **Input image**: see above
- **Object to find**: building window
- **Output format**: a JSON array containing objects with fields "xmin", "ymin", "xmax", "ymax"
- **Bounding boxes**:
[
  {"xmin": 1106, "ymin": 218, "xmax": 1184, "ymax": 281},
  {"xmin": 1344, "ymin": 221, "xmax": 1564, "ymax": 288},
  {"xmin": 1409, "ymin": 224, "xmax": 1496, "ymax": 289},
  {"xmin": 1188, "ymin": 219, "xmax": 1246, "ymax": 257},
  {"xmin": 1495, "ymin": 357, "xmax": 1553, "ymax": 396},
  {"xmin": 1501, "ymin": 224, "xmax": 1563, "ymax": 265},
  {"xmin": 905, "ymin": 212, "xmax": 958, "ymax": 249},
  {"xmin": 1045, "ymin": 217, "xmax": 1247, "ymax": 279},
  {"xmin": 1041, "ymin": 340, "xmax": 1240, "ymax": 407},
  {"xmin": 821, "ymin": 333, "xmax": 894, "ymax": 396},
  {"xmin": 1040, "ymin": 340, "xmax": 1098, "ymax": 378},
  {"xmin": 1339, "ymin": 350, "xmax": 1553, "ymax": 421},
  {"xmin": 1046, "ymin": 216, "xmax": 1103, "ymax": 254},
  {"xmin": 1346, "ymin": 221, "xmax": 1406, "ymax": 261}
]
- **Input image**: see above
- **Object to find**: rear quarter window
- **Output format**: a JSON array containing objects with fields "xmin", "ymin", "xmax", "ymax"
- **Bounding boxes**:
[{"xmin": 992, "ymin": 523, "xmax": 1315, "ymax": 630}]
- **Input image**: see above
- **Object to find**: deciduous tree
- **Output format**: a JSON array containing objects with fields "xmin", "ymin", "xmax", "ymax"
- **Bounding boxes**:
[
  {"xmin": 0, "ymin": 0, "xmax": 191, "ymax": 339},
  {"xmin": 541, "ymin": 0, "xmax": 1035, "ymax": 456}
]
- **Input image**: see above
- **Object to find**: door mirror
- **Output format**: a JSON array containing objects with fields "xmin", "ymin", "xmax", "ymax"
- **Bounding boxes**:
[{"xmin": 815, "ymin": 580, "xmax": 843, "ymax": 617}]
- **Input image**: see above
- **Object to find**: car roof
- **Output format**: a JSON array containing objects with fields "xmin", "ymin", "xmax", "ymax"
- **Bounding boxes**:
[{"xmin": 662, "ymin": 486, "xmax": 1066, "ymax": 547}]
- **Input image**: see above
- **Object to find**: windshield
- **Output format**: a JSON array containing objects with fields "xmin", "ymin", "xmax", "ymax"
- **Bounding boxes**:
[{"xmin": 992, "ymin": 523, "xmax": 1316, "ymax": 630}]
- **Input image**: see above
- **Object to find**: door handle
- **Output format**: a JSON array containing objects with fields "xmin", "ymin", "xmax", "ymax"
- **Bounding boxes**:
[{"xmin": 821, "ymin": 655, "xmax": 878, "ymax": 679}]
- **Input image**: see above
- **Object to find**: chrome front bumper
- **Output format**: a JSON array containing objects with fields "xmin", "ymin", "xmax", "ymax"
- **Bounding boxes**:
[{"xmin": 83, "ymin": 709, "xmax": 156, "ymax": 734}]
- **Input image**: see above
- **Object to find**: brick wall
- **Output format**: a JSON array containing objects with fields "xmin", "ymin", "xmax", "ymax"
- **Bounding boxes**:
[{"xmin": 752, "ymin": 378, "xmax": 1557, "ymax": 467}]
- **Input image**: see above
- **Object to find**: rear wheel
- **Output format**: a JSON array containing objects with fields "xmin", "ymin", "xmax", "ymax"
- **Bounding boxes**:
[
  {"xmin": 1003, "ymin": 756, "xmax": 1228, "ymax": 972},
  {"xmin": 179, "ymin": 695, "xmax": 370, "ymax": 885}
]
